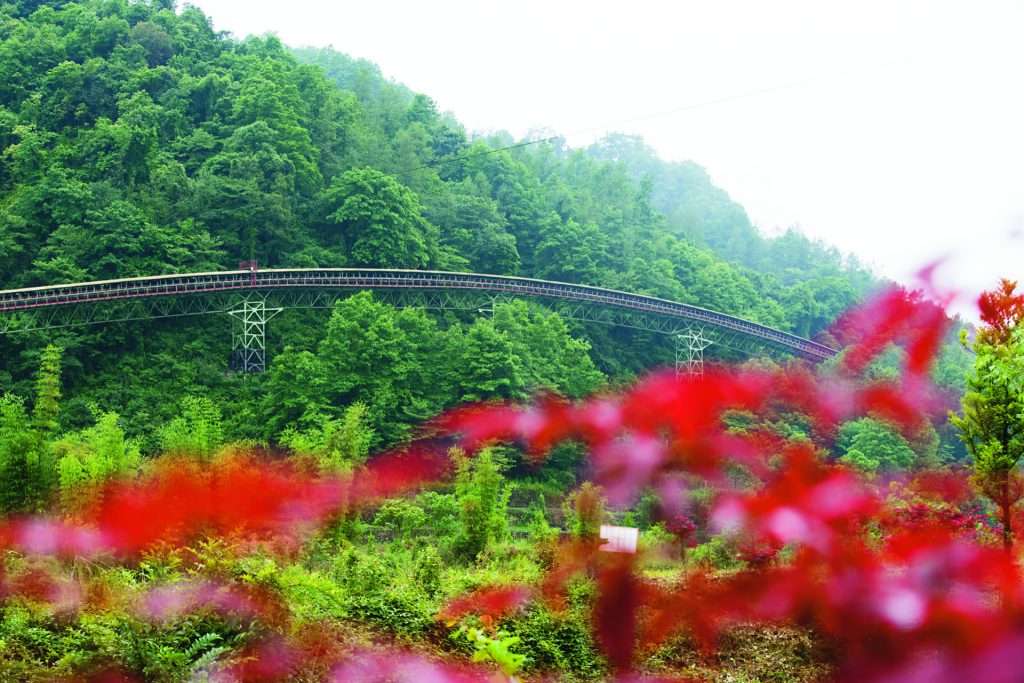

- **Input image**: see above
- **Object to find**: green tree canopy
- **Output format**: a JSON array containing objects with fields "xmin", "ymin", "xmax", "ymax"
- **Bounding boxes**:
[
  {"xmin": 836, "ymin": 418, "xmax": 917, "ymax": 473},
  {"xmin": 322, "ymin": 168, "xmax": 436, "ymax": 268}
]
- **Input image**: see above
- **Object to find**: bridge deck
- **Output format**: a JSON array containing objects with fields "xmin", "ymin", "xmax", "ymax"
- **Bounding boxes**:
[{"xmin": 0, "ymin": 269, "xmax": 838, "ymax": 362}]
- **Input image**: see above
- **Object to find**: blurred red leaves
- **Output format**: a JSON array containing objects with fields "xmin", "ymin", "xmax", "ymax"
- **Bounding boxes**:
[
  {"xmin": 710, "ymin": 443, "xmax": 877, "ymax": 553},
  {"xmin": 0, "ymin": 447, "xmax": 451, "ymax": 560},
  {"xmin": 833, "ymin": 286, "xmax": 950, "ymax": 378},
  {"xmin": 327, "ymin": 650, "xmax": 492, "ymax": 683},
  {"xmin": 6, "ymin": 281, "xmax": 1022, "ymax": 682},
  {"xmin": 429, "ymin": 284, "xmax": 1024, "ymax": 681},
  {"xmin": 438, "ymin": 585, "xmax": 532, "ymax": 625}
]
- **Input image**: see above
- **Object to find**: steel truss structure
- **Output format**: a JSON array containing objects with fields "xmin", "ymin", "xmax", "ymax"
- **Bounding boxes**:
[
  {"xmin": 0, "ymin": 269, "xmax": 838, "ymax": 368},
  {"xmin": 228, "ymin": 295, "xmax": 281, "ymax": 373},
  {"xmin": 675, "ymin": 329, "xmax": 713, "ymax": 376}
]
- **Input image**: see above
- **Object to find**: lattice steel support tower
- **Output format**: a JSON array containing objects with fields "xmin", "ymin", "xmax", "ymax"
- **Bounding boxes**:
[
  {"xmin": 228, "ymin": 295, "xmax": 281, "ymax": 373},
  {"xmin": 675, "ymin": 328, "xmax": 713, "ymax": 376}
]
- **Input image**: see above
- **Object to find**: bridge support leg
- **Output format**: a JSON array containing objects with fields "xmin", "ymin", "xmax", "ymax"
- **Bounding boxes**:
[
  {"xmin": 675, "ymin": 328, "xmax": 712, "ymax": 377},
  {"xmin": 228, "ymin": 295, "xmax": 281, "ymax": 373}
]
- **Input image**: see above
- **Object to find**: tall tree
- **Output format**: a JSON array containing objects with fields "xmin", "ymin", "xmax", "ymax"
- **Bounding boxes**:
[
  {"xmin": 32, "ymin": 344, "xmax": 62, "ymax": 436},
  {"xmin": 0, "ymin": 395, "xmax": 37, "ymax": 513},
  {"xmin": 321, "ymin": 168, "xmax": 436, "ymax": 268},
  {"xmin": 951, "ymin": 279, "xmax": 1024, "ymax": 550}
]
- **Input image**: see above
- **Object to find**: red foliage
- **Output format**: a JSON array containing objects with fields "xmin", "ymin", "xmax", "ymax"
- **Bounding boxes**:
[
  {"xmin": 593, "ymin": 555, "xmax": 642, "ymax": 673},
  {"xmin": 428, "ymin": 283, "xmax": 1020, "ymax": 681},
  {"xmin": 209, "ymin": 636, "xmax": 301, "ymax": 682},
  {"xmin": 977, "ymin": 278, "xmax": 1024, "ymax": 344},
  {"xmin": 907, "ymin": 469, "xmax": 974, "ymax": 505},
  {"xmin": 832, "ymin": 286, "xmax": 950, "ymax": 378},
  {"xmin": 4, "ymin": 279, "xmax": 1019, "ymax": 682},
  {"xmin": 438, "ymin": 585, "xmax": 532, "ymax": 625},
  {"xmin": 0, "ymin": 449, "xmax": 450, "ymax": 560},
  {"xmin": 711, "ymin": 444, "xmax": 877, "ymax": 553}
]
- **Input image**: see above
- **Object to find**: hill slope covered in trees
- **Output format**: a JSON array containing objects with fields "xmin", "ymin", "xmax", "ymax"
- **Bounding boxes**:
[{"xmin": 0, "ymin": 0, "xmax": 882, "ymax": 448}]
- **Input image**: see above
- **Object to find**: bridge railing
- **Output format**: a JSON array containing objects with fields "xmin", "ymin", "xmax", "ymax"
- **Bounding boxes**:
[{"xmin": 0, "ymin": 269, "xmax": 838, "ymax": 361}]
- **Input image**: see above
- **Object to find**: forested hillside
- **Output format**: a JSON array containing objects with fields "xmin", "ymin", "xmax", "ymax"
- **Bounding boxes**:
[
  {"xmin": 0, "ymin": 3, "xmax": 1010, "ymax": 681},
  {"xmin": 0, "ymin": 0, "xmax": 900, "ymax": 449}
]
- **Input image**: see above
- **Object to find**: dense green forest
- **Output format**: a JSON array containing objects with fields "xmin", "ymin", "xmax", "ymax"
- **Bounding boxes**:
[
  {"xmin": 0, "ymin": 0, "xmax": 907, "ymax": 448},
  {"xmin": 0, "ymin": 2, "xmax": 999, "ymax": 681}
]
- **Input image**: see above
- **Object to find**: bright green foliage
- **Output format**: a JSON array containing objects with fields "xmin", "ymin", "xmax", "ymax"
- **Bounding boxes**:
[
  {"xmin": 501, "ymin": 600, "xmax": 605, "ymax": 678},
  {"xmin": 414, "ymin": 491, "xmax": 460, "ymax": 541},
  {"xmin": 456, "ymin": 625, "xmax": 527, "ymax": 676},
  {"xmin": 0, "ymin": 3, "xmax": 893, "ymax": 681},
  {"xmin": 840, "ymin": 448, "xmax": 880, "ymax": 474},
  {"xmin": 32, "ymin": 344, "xmax": 62, "ymax": 437},
  {"xmin": 262, "ymin": 292, "xmax": 606, "ymax": 447},
  {"xmin": 836, "ymin": 418, "xmax": 917, "ymax": 473},
  {"xmin": 322, "ymin": 168, "xmax": 436, "ymax": 268},
  {"xmin": 688, "ymin": 535, "xmax": 741, "ymax": 571},
  {"xmin": 427, "ymin": 186, "xmax": 520, "ymax": 274},
  {"xmin": 259, "ymin": 347, "xmax": 329, "ymax": 437},
  {"xmin": 413, "ymin": 544, "xmax": 443, "ymax": 596},
  {"xmin": 526, "ymin": 499, "xmax": 559, "ymax": 569},
  {"xmin": 535, "ymin": 218, "xmax": 608, "ymax": 285},
  {"xmin": 0, "ymin": 0, "xmax": 892, "ymax": 456},
  {"xmin": 453, "ymin": 449, "xmax": 511, "ymax": 561},
  {"xmin": 952, "ymin": 328, "xmax": 1024, "ymax": 476},
  {"xmin": 54, "ymin": 410, "xmax": 140, "ymax": 512},
  {"xmin": 0, "ymin": 345, "xmax": 66, "ymax": 512},
  {"xmin": 374, "ymin": 498, "xmax": 428, "ymax": 540},
  {"xmin": 279, "ymin": 402, "xmax": 373, "ymax": 472},
  {"xmin": 526, "ymin": 499, "xmax": 558, "ymax": 543},
  {"xmin": 318, "ymin": 293, "xmax": 448, "ymax": 444},
  {"xmin": 490, "ymin": 301, "xmax": 603, "ymax": 399},
  {"xmin": 451, "ymin": 318, "xmax": 523, "ymax": 403},
  {"xmin": 159, "ymin": 395, "xmax": 223, "ymax": 459},
  {"xmin": 0, "ymin": 394, "xmax": 39, "ymax": 513},
  {"xmin": 447, "ymin": 301, "xmax": 606, "ymax": 404}
]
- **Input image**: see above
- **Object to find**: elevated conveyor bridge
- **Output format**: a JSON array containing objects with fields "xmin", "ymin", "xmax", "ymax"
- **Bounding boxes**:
[{"xmin": 0, "ymin": 268, "xmax": 838, "ymax": 371}]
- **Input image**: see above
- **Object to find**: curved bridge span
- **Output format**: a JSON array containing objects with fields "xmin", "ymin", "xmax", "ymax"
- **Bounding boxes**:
[{"xmin": 0, "ymin": 268, "xmax": 838, "ymax": 364}]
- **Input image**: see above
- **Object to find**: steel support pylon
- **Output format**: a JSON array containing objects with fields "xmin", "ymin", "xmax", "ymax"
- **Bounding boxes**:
[
  {"xmin": 228, "ymin": 295, "xmax": 281, "ymax": 373},
  {"xmin": 675, "ymin": 328, "xmax": 713, "ymax": 376}
]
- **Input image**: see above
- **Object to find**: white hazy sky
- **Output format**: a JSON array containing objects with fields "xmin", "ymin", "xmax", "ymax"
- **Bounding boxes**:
[{"xmin": 190, "ymin": 0, "xmax": 1023, "ymax": 312}]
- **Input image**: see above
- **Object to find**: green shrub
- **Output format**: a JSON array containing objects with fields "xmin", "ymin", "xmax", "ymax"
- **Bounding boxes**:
[
  {"xmin": 415, "ymin": 491, "xmax": 460, "ymax": 540},
  {"xmin": 503, "ymin": 604, "xmax": 605, "ymax": 680},
  {"xmin": 327, "ymin": 546, "xmax": 437, "ymax": 637},
  {"xmin": 454, "ymin": 625, "xmax": 527, "ymax": 676},
  {"xmin": 414, "ymin": 545, "xmax": 443, "ymax": 597},
  {"xmin": 687, "ymin": 535, "xmax": 741, "ymax": 571},
  {"xmin": 374, "ymin": 498, "xmax": 428, "ymax": 540},
  {"xmin": 159, "ymin": 396, "xmax": 223, "ymax": 460},
  {"xmin": 0, "ymin": 602, "xmax": 244, "ymax": 682},
  {"xmin": 279, "ymin": 402, "xmax": 374, "ymax": 472},
  {"xmin": 452, "ymin": 449, "xmax": 511, "ymax": 561},
  {"xmin": 279, "ymin": 564, "xmax": 348, "ymax": 622},
  {"xmin": 526, "ymin": 500, "xmax": 560, "ymax": 569}
]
